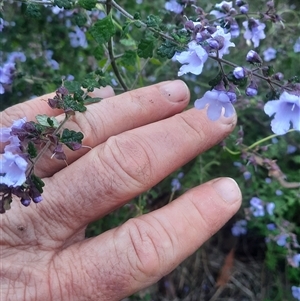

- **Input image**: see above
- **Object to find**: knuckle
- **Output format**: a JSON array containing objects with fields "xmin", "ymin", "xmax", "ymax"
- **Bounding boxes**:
[{"xmin": 101, "ymin": 134, "xmax": 153, "ymax": 189}]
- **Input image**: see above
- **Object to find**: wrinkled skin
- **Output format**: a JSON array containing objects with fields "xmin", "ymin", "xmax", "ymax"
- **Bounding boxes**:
[{"xmin": 0, "ymin": 81, "xmax": 241, "ymax": 301}]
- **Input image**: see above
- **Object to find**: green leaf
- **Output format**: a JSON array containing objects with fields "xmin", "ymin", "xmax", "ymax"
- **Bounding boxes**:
[
  {"xmin": 121, "ymin": 50, "xmax": 136, "ymax": 67},
  {"xmin": 63, "ymin": 95, "xmax": 87, "ymax": 113},
  {"xmin": 53, "ymin": 0, "xmax": 73, "ymax": 9},
  {"xmin": 74, "ymin": 13, "xmax": 87, "ymax": 27},
  {"xmin": 157, "ymin": 40, "xmax": 179, "ymax": 59},
  {"xmin": 89, "ymin": 15, "xmax": 116, "ymax": 45},
  {"xmin": 84, "ymin": 97, "xmax": 102, "ymax": 104},
  {"xmin": 25, "ymin": 3, "xmax": 41, "ymax": 18},
  {"xmin": 94, "ymin": 45, "xmax": 104, "ymax": 60},
  {"xmin": 120, "ymin": 39, "xmax": 136, "ymax": 47},
  {"xmin": 145, "ymin": 14, "xmax": 162, "ymax": 29},
  {"xmin": 137, "ymin": 36, "xmax": 155, "ymax": 58},
  {"xmin": 208, "ymin": 72, "xmax": 224, "ymax": 88},
  {"xmin": 64, "ymin": 80, "xmax": 83, "ymax": 95},
  {"xmin": 31, "ymin": 174, "xmax": 45, "ymax": 193},
  {"xmin": 60, "ymin": 129, "xmax": 84, "ymax": 150},
  {"xmin": 78, "ymin": 0, "xmax": 97, "ymax": 10},
  {"xmin": 27, "ymin": 141, "xmax": 37, "ymax": 159},
  {"xmin": 36, "ymin": 115, "xmax": 59, "ymax": 128}
]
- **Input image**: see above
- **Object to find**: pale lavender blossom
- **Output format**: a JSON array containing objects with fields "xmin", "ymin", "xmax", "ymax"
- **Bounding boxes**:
[
  {"xmin": 231, "ymin": 219, "xmax": 247, "ymax": 236},
  {"xmin": 292, "ymin": 286, "xmax": 300, "ymax": 300},
  {"xmin": 45, "ymin": 50, "xmax": 59, "ymax": 70},
  {"xmin": 69, "ymin": 26, "xmax": 88, "ymax": 48},
  {"xmin": 165, "ymin": 0, "xmax": 183, "ymax": 14},
  {"xmin": 250, "ymin": 197, "xmax": 265, "ymax": 217},
  {"xmin": 233, "ymin": 66, "xmax": 245, "ymax": 79},
  {"xmin": 264, "ymin": 91, "xmax": 300, "ymax": 135},
  {"xmin": 290, "ymin": 254, "xmax": 300, "ymax": 268},
  {"xmin": 0, "ymin": 151, "xmax": 28, "ymax": 187},
  {"xmin": 275, "ymin": 189, "xmax": 283, "ymax": 196},
  {"xmin": 209, "ymin": 26, "xmax": 235, "ymax": 58},
  {"xmin": 266, "ymin": 202, "xmax": 275, "ymax": 215},
  {"xmin": 242, "ymin": 18, "xmax": 266, "ymax": 48},
  {"xmin": 267, "ymin": 223, "xmax": 276, "ymax": 231},
  {"xmin": 194, "ymin": 89, "xmax": 235, "ymax": 121},
  {"xmin": 263, "ymin": 47, "xmax": 277, "ymax": 62},
  {"xmin": 276, "ymin": 233, "xmax": 288, "ymax": 246},
  {"xmin": 7, "ymin": 51, "xmax": 26, "ymax": 63},
  {"xmin": 287, "ymin": 145, "xmax": 297, "ymax": 154},
  {"xmin": 175, "ymin": 41, "xmax": 208, "ymax": 76},
  {"xmin": 0, "ymin": 18, "xmax": 4, "ymax": 31},
  {"xmin": 0, "ymin": 62, "xmax": 16, "ymax": 94},
  {"xmin": 210, "ymin": 1, "xmax": 232, "ymax": 19},
  {"xmin": 294, "ymin": 37, "xmax": 300, "ymax": 53}
]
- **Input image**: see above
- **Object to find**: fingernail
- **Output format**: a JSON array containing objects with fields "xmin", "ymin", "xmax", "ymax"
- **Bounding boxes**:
[
  {"xmin": 160, "ymin": 80, "xmax": 189, "ymax": 103},
  {"xmin": 212, "ymin": 178, "xmax": 241, "ymax": 203}
]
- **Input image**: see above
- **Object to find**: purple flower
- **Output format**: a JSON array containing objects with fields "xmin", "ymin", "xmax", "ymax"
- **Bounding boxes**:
[
  {"xmin": 194, "ymin": 89, "xmax": 235, "ymax": 121},
  {"xmin": 231, "ymin": 219, "xmax": 247, "ymax": 236},
  {"xmin": 171, "ymin": 178, "xmax": 181, "ymax": 191},
  {"xmin": 208, "ymin": 26, "xmax": 235, "ymax": 58},
  {"xmin": 233, "ymin": 66, "xmax": 245, "ymax": 79},
  {"xmin": 291, "ymin": 254, "xmax": 300, "ymax": 268},
  {"xmin": 276, "ymin": 233, "xmax": 288, "ymax": 246},
  {"xmin": 239, "ymin": 4, "xmax": 248, "ymax": 14},
  {"xmin": 294, "ymin": 37, "xmax": 300, "ymax": 53},
  {"xmin": 165, "ymin": 0, "xmax": 183, "ymax": 14},
  {"xmin": 246, "ymin": 50, "xmax": 263, "ymax": 64},
  {"xmin": 230, "ymin": 21, "xmax": 240, "ymax": 38},
  {"xmin": 275, "ymin": 189, "xmax": 283, "ymax": 196},
  {"xmin": 266, "ymin": 202, "xmax": 275, "ymax": 215},
  {"xmin": 243, "ymin": 171, "xmax": 251, "ymax": 180},
  {"xmin": 0, "ymin": 18, "xmax": 4, "ymax": 32},
  {"xmin": 175, "ymin": 41, "xmax": 208, "ymax": 76},
  {"xmin": 265, "ymin": 177, "xmax": 272, "ymax": 184},
  {"xmin": 263, "ymin": 47, "xmax": 277, "ymax": 62},
  {"xmin": 7, "ymin": 51, "xmax": 26, "ymax": 63},
  {"xmin": 292, "ymin": 286, "xmax": 300, "ymax": 300},
  {"xmin": 69, "ymin": 26, "xmax": 88, "ymax": 48},
  {"xmin": 246, "ymin": 81, "xmax": 258, "ymax": 97},
  {"xmin": 267, "ymin": 223, "xmax": 276, "ymax": 231},
  {"xmin": 264, "ymin": 91, "xmax": 300, "ymax": 135},
  {"xmin": 45, "ymin": 50, "xmax": 60, "ymax": 70},
  {"xmin": 287, "ymin": 144, "xmax": 297, "ymax": 154},
  {"xmin": 210, "ymin": 1, "xmax": 232, "ymax": 19},
  {"xmin": 250, "ymin": 197, "xmax": 265, "ymax": 217},
  {"xmin": 243, "ymin": 18, "xmax": 266, "ymax": 48},
  {"xmin": 0, "ymin": 151, "xmax": 28, "ymax": 187}
]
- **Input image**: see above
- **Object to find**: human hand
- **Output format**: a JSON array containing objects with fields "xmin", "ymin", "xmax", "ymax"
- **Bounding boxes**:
[{"xmin": 1, "ymin": 80, "xmax": 241, "ymax": 301}]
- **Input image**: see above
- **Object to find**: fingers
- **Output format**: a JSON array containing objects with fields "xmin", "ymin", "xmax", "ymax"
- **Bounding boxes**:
[
  {"xmin": 53, "ymin": 178, "xmax": 241, "ymax": 300},
  {"xmin": 1, "ymin": 86, "xmax": 115, "ymax": 126},
  {"xmin": 4, "ymin": 81, "xmax": 190, "ymax": 178},
  {"xmin": 40, "ymin": 105, "xmax": 236, "ymax": 236}
]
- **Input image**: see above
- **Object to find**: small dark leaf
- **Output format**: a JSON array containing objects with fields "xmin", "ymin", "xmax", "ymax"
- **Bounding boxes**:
[
  {"xmin": 137, "ymin": 36, "xmax": 155, "ymax": 58},
  {"xmin": 121, "ymin": 50, "xmax": 136, "ymax": 67},
  {"xmin": 27, "ymin": 141, "xmax": 37, "ymax": 159},
  {"xmin": 64, "ymin": 80, "xmax": 83, "ymax": 95},
  {"xmin": 25, "ymin": 3, "xmax": 41, "ymax": 18},
  {"xmin": 60, "ymin": 129, "xmax": 84, "ymax": 150},
  {"xmin": 31, "ymin": 174, "xmax": 45, "ymax": 193},
  {"xmin": 78, "ymin": 0, "xmax": 97, "ymax": 10},
  {"xmin": 145, "ymin": 14, "xmax": 162, "ymax": 28},
  {"xmin": 89, "ymin": 15, "xmax": 116, "ymax": 45},
  {"xmin": 53, "ymin": 0, "xmax": 73, "ymax": 9}
]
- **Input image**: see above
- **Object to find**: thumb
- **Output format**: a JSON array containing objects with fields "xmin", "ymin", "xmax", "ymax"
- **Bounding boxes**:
[{"xmin": 58, "ymin": 177, "xmax": 241, "ymax": 300}]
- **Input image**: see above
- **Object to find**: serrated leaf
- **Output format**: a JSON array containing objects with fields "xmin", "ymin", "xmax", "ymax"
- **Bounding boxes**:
[
  {"xmin": 84, "ymin": 97, "xmax": 102, "ymax": 104},
  {"xmin": 121, "ymin": 50, "xmax": 136, "ymax": 67},
  {"xmin": 89, "ymin": 15, "xmax": 116, "ymax": 44},
  {"xmin": 137, "ymin": 37, "xmax": 155, "ymax": 58},
  {"xmin": 74, "ymin": 12, "xmax": 87, "ymax": 27},
  {"xmin": 64, "ymin": 80, "xmax": 83, "ymax": 94},
  {"xmin": 63, "ymin": 95, "xmax": 87, "ymax": 113},
  {"xmin": 25, "ymin": 3, "xmax": 41, "ymax": 18},
  {"xmin": 94, "ymin": 45, "xmax": 104, "ymax": 60},
  {"xmin": 31, "ymin": 174, "xmax": 45, "ymax": 193},
  {"xmin": 145, "ymin": 14, "xmax": 161, "ymax": 28},
  {"xmin": 60, "ymin": 129, "xmax": 84, "ymax": 150},
  {"xmin": 78, "ymin": 0, "xmax": 97, "ymax": 10},
  {"xmin": 27, "ymin": 141, "xmax": 37, "ymax": 159},
  {"xmin": 53, "ymin": 0, "xmax": 73, "ymax": 9},
  {"xmin": 36, "ymin": 115, "xmax": 59, "ymax": 128},
  {"xmin": 120, "ymin": 39, "xmax": 136, "ymax": 47}
]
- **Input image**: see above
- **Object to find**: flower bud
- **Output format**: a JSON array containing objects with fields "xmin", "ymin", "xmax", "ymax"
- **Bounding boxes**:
[
  {"xmin": 21, "ymin": 198, "xmax": 31, "ymax": 207},
  {"xmin": 272, "ymin": 72, "xmax": 284, "ymax": 81},
  {"xmin": 240, "ymin": 5, "xmax": 249, "ymax": 14},
  {"xmin": 233, "ymin": 66, "xmax": 246, "ymax": 79},
  {"xmin": 246, "ymin": 81, "xmax": 258, "ymax": 96},
  {"xmin": 185, "ymin": 20, "xmax": 194, "ymax": 31},
  {"xmin": 236, "ymin": 0, "xmax": 246, "ymax": 7},
  {"xmin": 246, "ymin": 50, "xmax": 263, "ymax": 64},
  {"xmin": 208, "ymin": 39, "xmax": 220, "ymax": 50}
]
